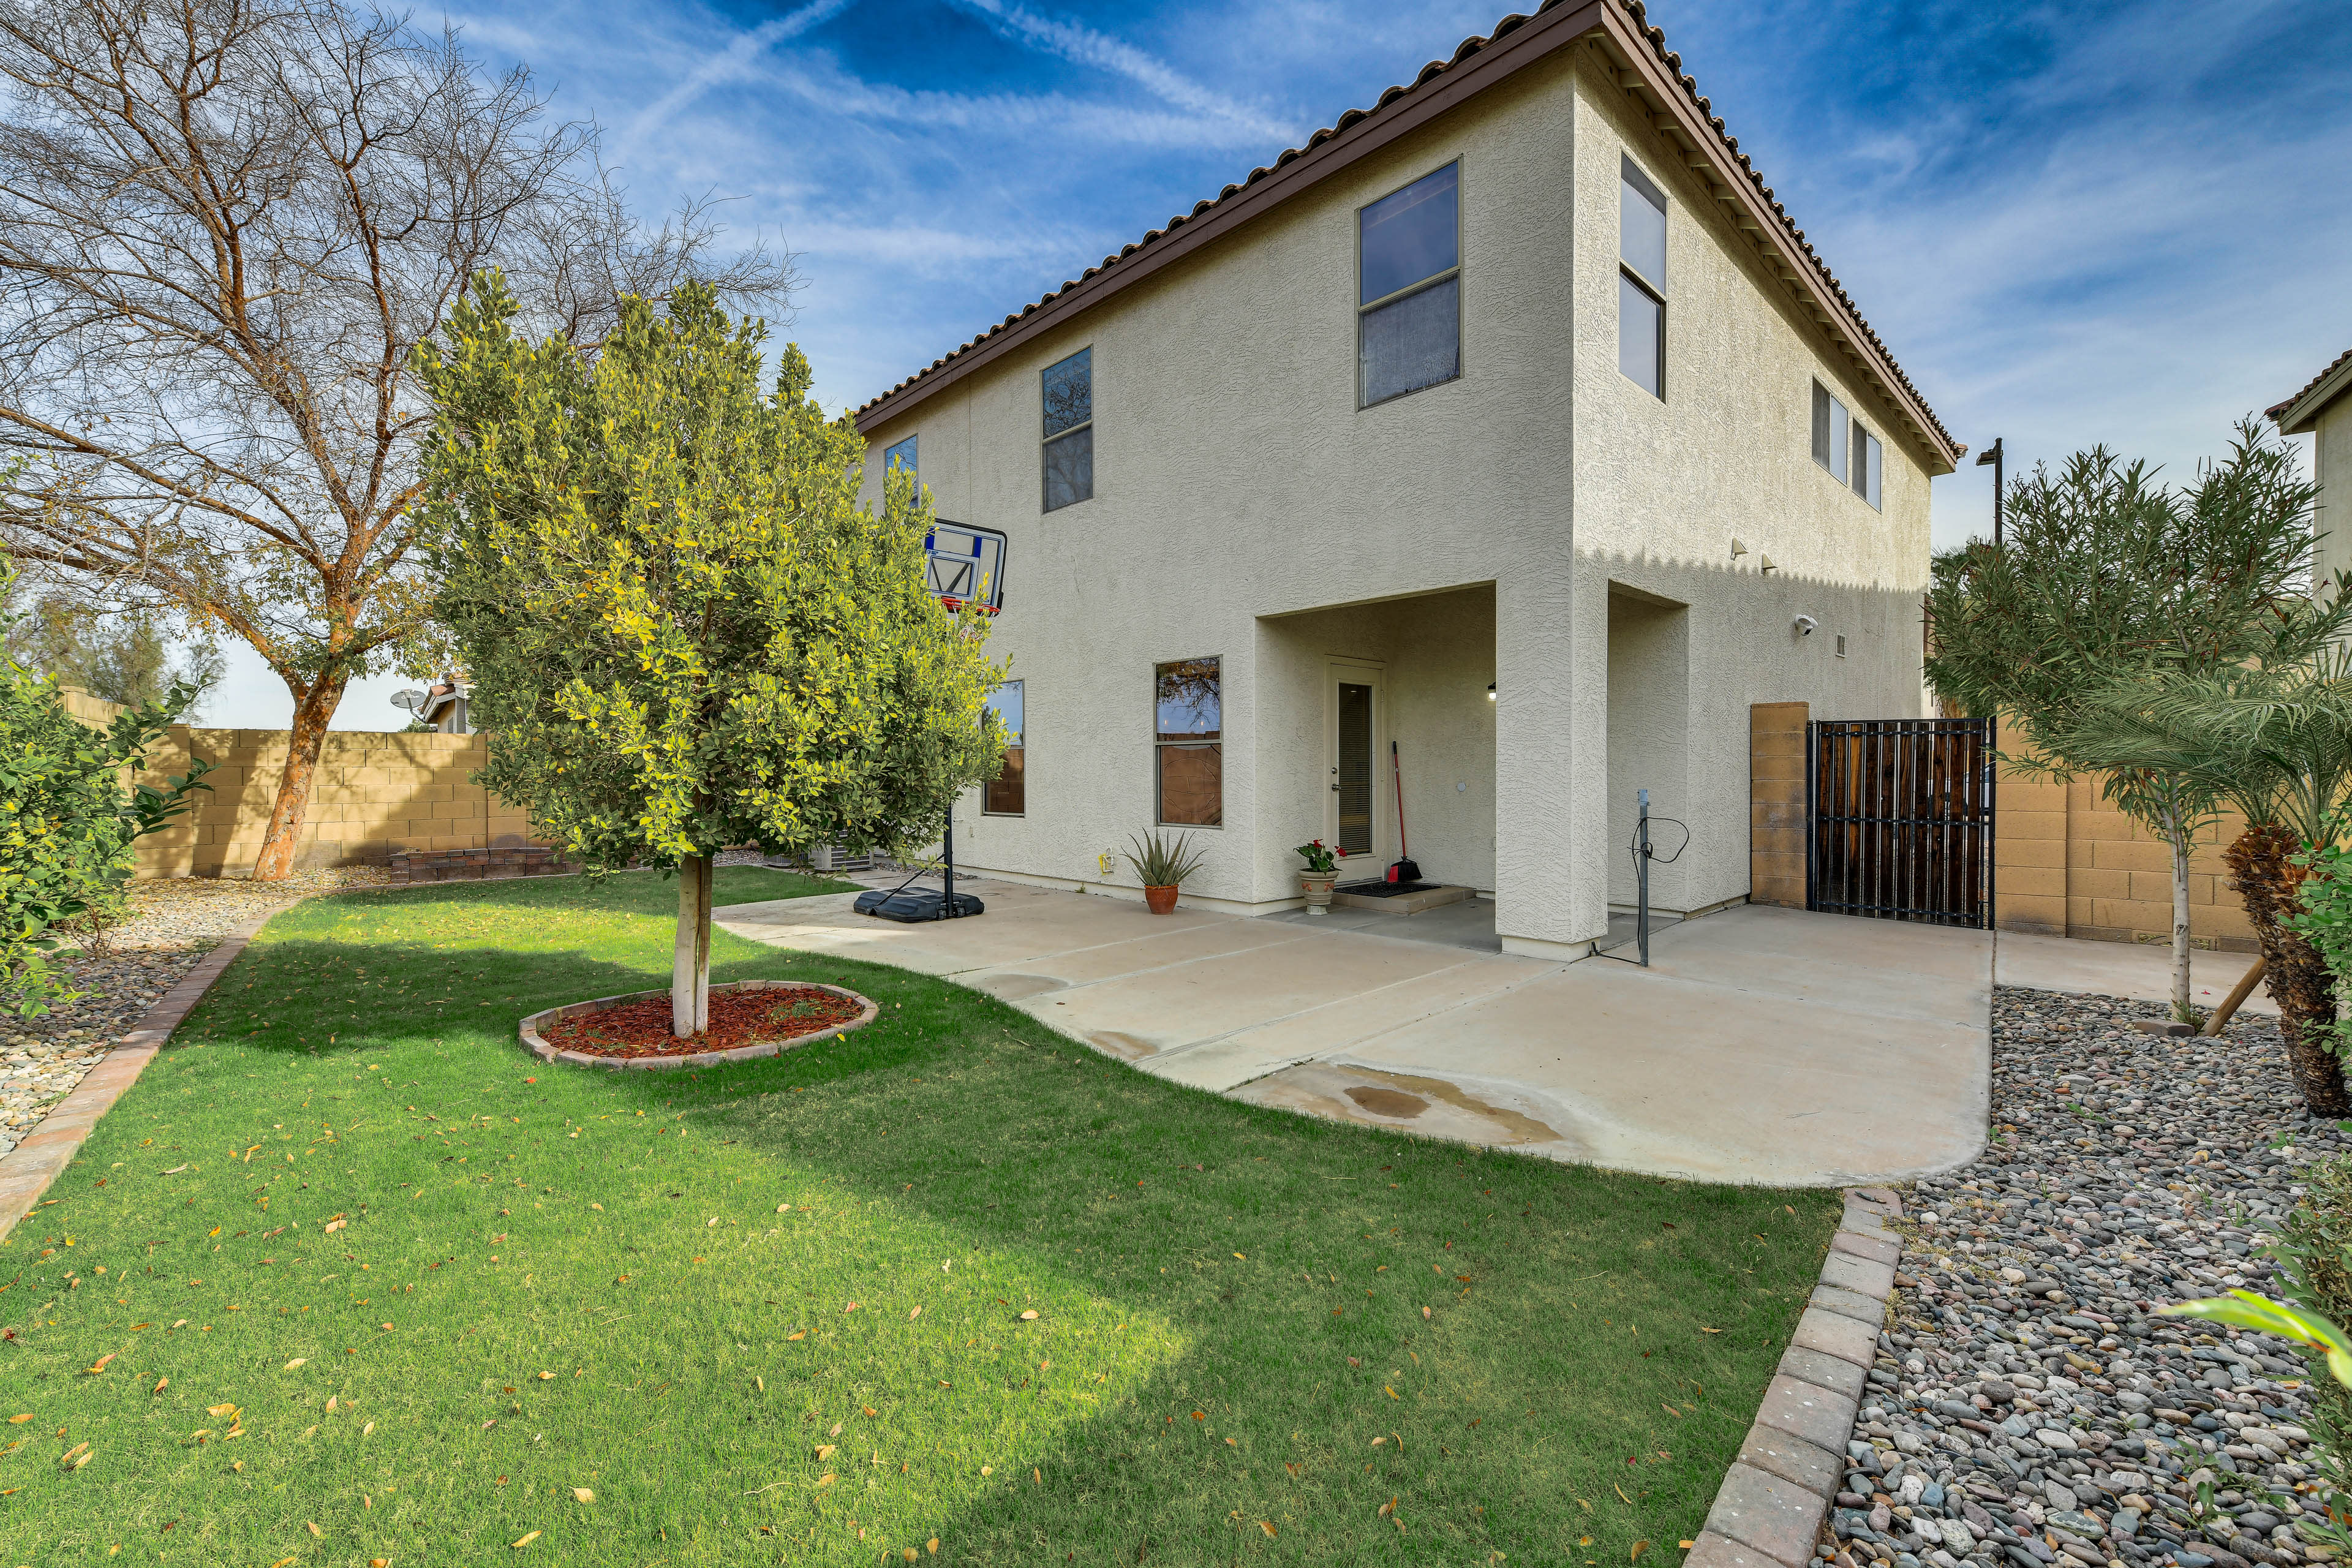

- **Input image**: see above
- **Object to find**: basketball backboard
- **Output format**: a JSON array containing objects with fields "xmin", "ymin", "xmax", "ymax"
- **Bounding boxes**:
[{"xmin": 925, "ymin": 519, "xmax": 1007, "ymax": 614}]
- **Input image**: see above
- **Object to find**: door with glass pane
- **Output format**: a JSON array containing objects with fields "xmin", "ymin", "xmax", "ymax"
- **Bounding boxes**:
[{"xmin": 1325, "ymin": 664, "xmax": 1383, "ymax": 868}]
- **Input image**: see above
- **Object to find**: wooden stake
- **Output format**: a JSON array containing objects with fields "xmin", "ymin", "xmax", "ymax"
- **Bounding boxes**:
[{"xmin": 2201, "ymin": 954, "xmax": 2266, "ymax": 1036}]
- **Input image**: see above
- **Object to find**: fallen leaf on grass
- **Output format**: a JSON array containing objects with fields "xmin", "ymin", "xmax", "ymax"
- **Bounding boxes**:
[
  {"xmin": 1679, "ymin": 1542, "xmax": 1697, "ymax": 1550},
  {"xmin": 1018, "ymin": 1310, "xmax": 1038, "ymax": 1321},
  {"xmin": 1614, "ymin": 1483, "xmax": 1635, "ymax": 1506},
  {"xmin": 864, "ymin": 1406, "xmax": 877, "ymax": 1417},
  {"xmin": 907, "ymin": 1305, "xmax": 921, "ymax": 1320},
  {"xmin": 85, "ymin": 1354, "xmax": 115, "ymax": 1375},
  {"xmin": 1632, "ymin": 1542, "xmax": 1651, "ymax": 1562},
  {"xmin": 755, "ymin": 1376, "xmax": 765, "ymax": 1393},
  {"xmin": 511, "ymin": 1531, "xmax": 540, "ymax": 1548},
  {"xmin": 1699, "ymin": 1327, "xmax": 1723, "ymax": 1335},
  {"xmin": 4, "ymin": 1415, "xmax": 28, "ymax": 1424},
  {"xmin": 285, "ymin": 1358, "xmax": 308, "ymax": 1370},
  {"xmin": 1378, "ymin": 1498, "xmax": 1396, "ymax": 1518},
  {"xmin": 572, "ymin": 1488, "xmax": 594, "ymax": 1502},
  {"xmin": 1286, "ymin": 1461, "xmax": 1301, "ymax": 1478},
  {"xmin": 207, "ymin": 1403, "xmax": 237, "ymax": 1417},
  {"xmin": 153, "ymin": 1379, "xmax": 168, "ymax": 1394},
  {"xmin": 815, "ymin": 1446, "xmax": 837, "ymax": 1461},
  {"xmin": 1258, "ymin": 1521, "xmax": 1276, "ymax": 1538},
  {"xmin": 307, "ymin": 1522, "xmax": 322, "ymax": 1538},
  {"xmin": 815, "ymin": 1474, "xmax": 835, "ymax": 1488},
  {"xmin": 1384, "ymin": 1386, "xmax": 1399, "ymax": 1401},
  {"xmin": 843, "ymin": 1302, "xmax": 859, "ymax": 1313},
  {"xmin": 363, "ymin": 1422, "xmax": 375, "ymax": 1435},
  {"xmin": 786, "ymin": 1332, "xmax": 805, "ymax": 1342}
]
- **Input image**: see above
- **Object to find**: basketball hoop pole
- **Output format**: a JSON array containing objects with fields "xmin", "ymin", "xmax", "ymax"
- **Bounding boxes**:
[{"xmin": 939, "ymin": 803, "xmax": 957, "ymax": 920}]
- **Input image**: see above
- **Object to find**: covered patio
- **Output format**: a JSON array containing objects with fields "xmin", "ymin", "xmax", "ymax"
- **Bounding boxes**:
[{"xmin": 719, "ymin": 881, "xmax": 1990, "ymax": 1186}]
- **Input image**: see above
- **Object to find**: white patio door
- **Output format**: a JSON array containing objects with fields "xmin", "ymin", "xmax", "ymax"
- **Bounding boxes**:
[{"xmin": 1325, "ymin": 661, "xmax": 1385, "ymax": 872}]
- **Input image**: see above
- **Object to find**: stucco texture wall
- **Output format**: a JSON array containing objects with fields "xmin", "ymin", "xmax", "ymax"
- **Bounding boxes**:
[
  {"xmin": 859, "ymin": 34, "xmax": 1940, "ymax": 949},
  {"xmin": 2315, "ymin": 398, "xmax": 2352, "ymax": 591},
  {"xmin": 58, "ymin": 687, "xmax": 541, "ymax": 877}
]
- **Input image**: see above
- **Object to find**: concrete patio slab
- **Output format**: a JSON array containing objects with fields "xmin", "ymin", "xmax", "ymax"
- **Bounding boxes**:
[
  {"xmin": 718, "ymin": 884, "xmax": 1990, "ymax": 1186},
  {"xmin": 1992, "ymin": 929, "xmax": 2275, "ymax": 1016}
]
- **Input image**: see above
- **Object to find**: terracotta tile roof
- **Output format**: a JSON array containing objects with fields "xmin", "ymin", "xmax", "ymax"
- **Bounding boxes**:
[
  {"xmin": 855, "ymin": 0, "xmax": 1957, "ymax": 463},
  {"xmin": 2268, "ymin": 345, "xmax": 2352, "ymax": 423}
]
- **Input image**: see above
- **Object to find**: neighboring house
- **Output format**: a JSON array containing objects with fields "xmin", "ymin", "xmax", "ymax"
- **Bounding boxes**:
[
  {"xmin": 854, "ymin": 0, "xmax": 1962, "ymax": 959},
  {"xmin": 2269, "ymin": 346, "xmax": 2352, "ymax": 589},
  {"xmin": 402, "ymin": 676, "xmax": 473, "ymax": 734}
]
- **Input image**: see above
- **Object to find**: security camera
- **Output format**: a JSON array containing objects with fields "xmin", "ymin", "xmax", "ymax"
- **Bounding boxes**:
[{"xmin": 1793, "ymin": 614, "xmax": 1819, "ymax": 637}]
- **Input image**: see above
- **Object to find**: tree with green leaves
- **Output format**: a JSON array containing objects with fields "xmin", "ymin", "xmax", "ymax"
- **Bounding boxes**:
[
  {"xmin": 0, "ymin": 578, "xmax": 224, "ymax": 718},
  {"xmin": 1, "ymin": 568, "xmax": 213, "ymax": 1013},
  {"xmin": 413, "ymin": 275, "xmax": 1005, "ymax": 1036},
  {"xmin": 1924, "ymin": 421, "xmax": 2350, "ymax": 1021}
]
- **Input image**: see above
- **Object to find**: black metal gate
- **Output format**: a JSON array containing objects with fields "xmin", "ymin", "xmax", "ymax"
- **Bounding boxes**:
[{"xmin": 1806, "ymin": 718, "xmax": 1995, "ymax": 928}]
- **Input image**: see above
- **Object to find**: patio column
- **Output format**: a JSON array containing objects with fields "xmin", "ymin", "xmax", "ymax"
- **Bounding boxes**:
[{"xmin": 1493, "ymin": 562, "xmax": 1607, "ymax": 956}]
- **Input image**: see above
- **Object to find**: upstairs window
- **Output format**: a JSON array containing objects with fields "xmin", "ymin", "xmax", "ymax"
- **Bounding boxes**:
[
  {"xmin": 1154, "ymin": 658, "xmax": 1222, "ymax": 827},
  {"xmin": 1812, "ymin": 381, "xmax": 1882, "ymax": 509},
  {"xmin": 984, "ymin": 681, "xmax": 1024, "ymax": 815},
  {"xmin": 1359, "ymin": 163, "xmax": 1460, "ymax": 407},
  {"xmin": 883, "ymin": 434, "xmax": 918, "ymax": 477},
  {"xmin": 1042, "ymin": 348, "xmax": 1093, "ymax": 511},
  {"xmin": 1618, "ymin": 156, "xmax": 1666, "ymax": 398}
]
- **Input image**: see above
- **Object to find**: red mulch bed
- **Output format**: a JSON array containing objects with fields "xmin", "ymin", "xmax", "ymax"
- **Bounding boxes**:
[{"xmin": 541, "ymin": 985, "xmax": 864, "ymax": 1060}]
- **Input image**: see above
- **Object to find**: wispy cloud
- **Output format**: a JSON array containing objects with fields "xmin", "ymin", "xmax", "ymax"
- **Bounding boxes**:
[
  {"xmin": 619, "ymin": 0, "xmax": 863, "ymax": 153},
  {"xmin": 944, "ymin": 0, "xmax": 1295, "ymax": 141}
]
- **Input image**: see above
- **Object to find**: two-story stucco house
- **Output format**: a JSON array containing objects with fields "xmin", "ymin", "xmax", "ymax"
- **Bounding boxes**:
[{"xmin": 853, "ymin": 0, "xmax": 1962, "ymax": 960}]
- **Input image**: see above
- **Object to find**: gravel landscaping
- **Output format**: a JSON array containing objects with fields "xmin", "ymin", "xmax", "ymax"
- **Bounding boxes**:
[
  {"xmin": 0, "ymin": 869, "xmax": 384, "ymax": 1155},
  {"xmin": 1818, "ymin": 986, "xmax": 2349, "ymax": 1568}
]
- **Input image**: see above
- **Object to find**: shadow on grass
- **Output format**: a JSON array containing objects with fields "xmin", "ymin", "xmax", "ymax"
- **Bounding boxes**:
[{"xmin": 96, "ymin": 875, "xmax": 1836, "ymax": 1563}]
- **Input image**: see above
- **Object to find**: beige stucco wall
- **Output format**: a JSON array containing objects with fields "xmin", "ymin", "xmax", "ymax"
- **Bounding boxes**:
[
  {"xmin": 2315, "ymin": 396, "xmax": 2352, "ymax": 591},
  {"xmin": 860, "ymin": 36, "xmax": 1940, "ymax": 952}
]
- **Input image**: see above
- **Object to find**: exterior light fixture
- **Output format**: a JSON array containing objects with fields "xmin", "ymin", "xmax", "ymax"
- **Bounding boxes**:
[
  {"xmin": 1975, "ymin": 436, "xmax": 2005, "ymax": 545},
  {"xmin": 1487, "ymin": 682, "xmax": 1496, "ymax": 701}
]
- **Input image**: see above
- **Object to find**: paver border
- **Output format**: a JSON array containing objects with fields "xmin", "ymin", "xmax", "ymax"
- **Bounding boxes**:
[
  {"xmin": 517, "ymin": 980, "xmax": 878, "ymax": 1071},
  {"xmin": 0, "ymin": 910, "xmax": 275, "ymax": 1242},
  {"xmin": 1689, "ymin": 1185, "xmax": 1904, "ymax": 1568}
]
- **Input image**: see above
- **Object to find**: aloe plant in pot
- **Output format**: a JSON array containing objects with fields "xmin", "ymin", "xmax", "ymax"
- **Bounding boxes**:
[{"xmin": 1123, "ymin": 831, "xmax": 1207, "ymax": 914}]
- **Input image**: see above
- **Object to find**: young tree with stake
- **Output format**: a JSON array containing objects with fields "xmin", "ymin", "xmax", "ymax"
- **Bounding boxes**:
[
  {"xmin": 1924, "ymin": 423, "xmax": 2350, "ymax": 1022},
  {"xmin": 413, "ymin": 275, "xmax": 1004, "ymax": 1036}
]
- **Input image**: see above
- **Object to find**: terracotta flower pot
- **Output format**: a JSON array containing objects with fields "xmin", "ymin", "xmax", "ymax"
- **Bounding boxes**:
[
  {"xmin": 1298, "ymin": 871, "xmax": 1338, "ymax": 914},
  {"xmin": 1144, "ymin": 884, "xmax": 1180, "ymax": 914}
]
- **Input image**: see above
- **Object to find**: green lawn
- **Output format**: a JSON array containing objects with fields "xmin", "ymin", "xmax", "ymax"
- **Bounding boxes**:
[{"xmin": 2, "ymin": 869, "xmax": 1839, "ymax": 1566}]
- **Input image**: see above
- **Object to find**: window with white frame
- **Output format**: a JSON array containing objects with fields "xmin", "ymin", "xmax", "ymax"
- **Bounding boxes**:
[
  {"xmin": 984, "ymin": 681, "xmax": 1023, "ymax": 815},
  {"xmin": 1618, "ymin": 156, "xmax": 1667, "ymax": 398},
  {"xmin": 1812, "ymin": 381, "xmax": 1883, "ymax": 510},
  {"xmin": 1358, "ymin": 163, "xmax": 1460, "ymax": 407},
  {"xmin": 883, "ymin": 433, "xmax": 917, "ymax": 477},
  {"xmin": 1042, "ymin": 348, "xmax": 1093, "ymax": 511}
]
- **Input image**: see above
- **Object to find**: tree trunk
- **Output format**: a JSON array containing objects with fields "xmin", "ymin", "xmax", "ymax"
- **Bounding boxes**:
[
  {"xmin": 249, "ymin": 677, "xmax": 347, "ymax": 881},
  {"xmin": 2163, "ymin": 805, "xmax": 2193, "ymax": 1022},
  {"xmin": 672, "ymin": 854, "xmax": 712, "ymax": 1038},
  {"xmin": 2225, "ymin": 823, "xmax": 2350, "ymax": 1116}
]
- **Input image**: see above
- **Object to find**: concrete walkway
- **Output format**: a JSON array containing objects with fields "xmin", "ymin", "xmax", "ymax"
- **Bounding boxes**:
[
  {"xmin": 1992, "ymin": 929, "xmax": 2275, "ymax": 1016},
  {"xmin": 720, "ymin": 882, "xmax": 1991, "ymax": 1189}
]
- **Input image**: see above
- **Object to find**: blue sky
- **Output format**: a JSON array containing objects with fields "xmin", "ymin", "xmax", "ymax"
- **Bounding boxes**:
[{"xmin": 227, "ymin": 0, "xmax": 2352, "ymax": 728}]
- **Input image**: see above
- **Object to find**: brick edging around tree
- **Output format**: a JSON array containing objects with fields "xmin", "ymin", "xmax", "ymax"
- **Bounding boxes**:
[
  {"xmin": 0, "ymin": 911, "xmax": 274, "ymax": 1242},
  {"xmin": 1687, "ymin": 1186, "xmax": 1905, "ymax": 1568}
]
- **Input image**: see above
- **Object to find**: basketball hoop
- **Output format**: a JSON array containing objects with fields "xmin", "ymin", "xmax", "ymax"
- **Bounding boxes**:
[{"xmin": 925, "ymin": 520, "xmax": 1007, "ymax": 615}]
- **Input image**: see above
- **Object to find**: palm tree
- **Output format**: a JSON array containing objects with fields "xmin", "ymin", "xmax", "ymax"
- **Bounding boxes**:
[{"xmin": 2041, "ymin": 652, "xmax": 2352, "ymax": 1115}]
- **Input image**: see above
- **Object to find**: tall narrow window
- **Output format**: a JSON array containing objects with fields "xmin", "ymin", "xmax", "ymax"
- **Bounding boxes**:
[
  {"xmin": 1812, "ymin": 380, "xmax": 1850, "ymax": 478},
  {"xmin": 1618, "ymin": 156, "xmax": 1666, "ymax": 398},
  {"xmin": 1854, "ymin": 424, "xmax": 1883, "ymax": 510},
  {"xmin": 984, "ymin": 680, "xmax": 1024, "ymax": 815},
  {"xmin": 883, "ymin": 434, "xmax": 918, "ymax": 477},
  {"xmin": 1358, "ymin": 163, "xmax": 1460, "ymax": 407},
  {"xmin": 1042, "ymin": 348, "xmax": 1092, "ymax": 511},
  {"xmin": 1154, "ymin": 658, "xmax": 1221, "ymax": 827}
]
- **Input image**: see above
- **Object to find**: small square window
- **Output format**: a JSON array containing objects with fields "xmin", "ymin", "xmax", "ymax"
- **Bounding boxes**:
[
  {"xmin": 984, "ymin": 681, "xmax": 1024, "ymax": 816},
  {"xmin": 883, "ymin": 434, "xmax": 917, "ymax": 477},
  {"xmin": 1154, "ymin": 657, "xmax": 1221, "ymax": 827},
  {"xmin": 1042, "ymin": 349, "xmax": 1093, "ymax": 511}
]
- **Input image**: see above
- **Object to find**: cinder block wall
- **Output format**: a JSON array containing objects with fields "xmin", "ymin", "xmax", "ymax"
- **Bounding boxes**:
[
  {"xmin": 1748, "ymin": 702, "xmax": 1808, "ymax": 908},
  {"xmin": 1990, "ymin": 724, "xmax": 2253, "ymax": 950},
  {"xmin": 60, "ymin": 687, "xmax": 548, "ymax": 878}
]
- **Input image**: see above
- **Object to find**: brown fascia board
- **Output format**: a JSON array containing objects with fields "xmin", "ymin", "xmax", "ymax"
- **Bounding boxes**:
[
  {"xmin": 853, "ymin": 0, "xmax": 1961, "ymax": 475},
  {"xmin": 2269, "ymin": 346, "xmax": 2352, "ymax": 434}
]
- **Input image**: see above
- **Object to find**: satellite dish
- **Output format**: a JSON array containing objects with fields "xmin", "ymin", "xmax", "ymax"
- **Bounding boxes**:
[{"xmin": 391, "ymin": 689, "xmax": 426, "ymax": 712}]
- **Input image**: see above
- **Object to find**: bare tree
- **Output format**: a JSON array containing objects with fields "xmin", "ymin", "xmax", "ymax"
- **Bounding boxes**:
[{"xmin": 0, "ymin": 0, "xmax": 792, "ymax": 878}]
